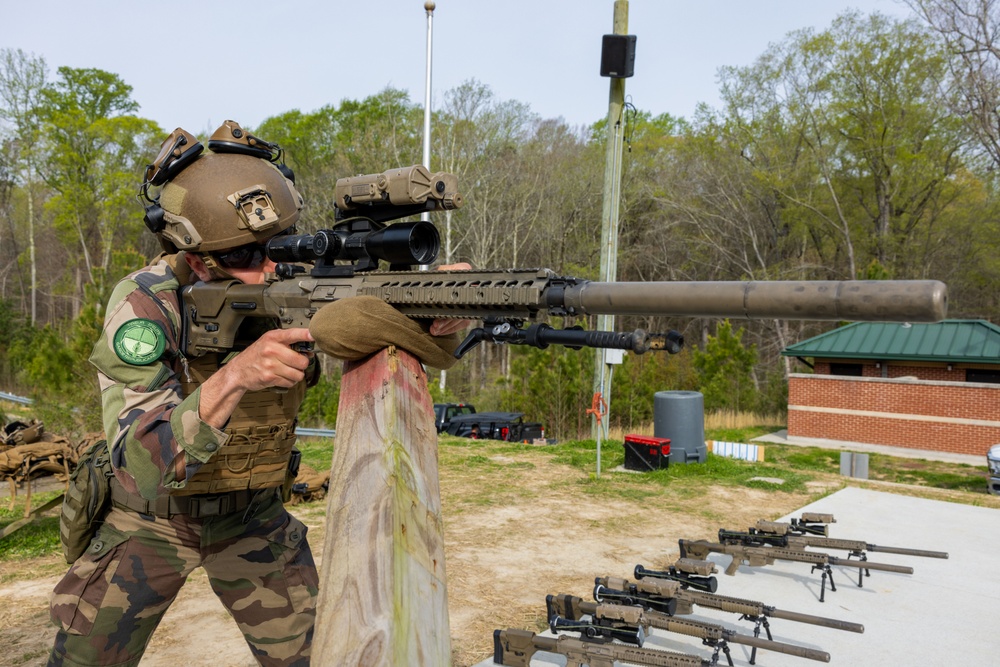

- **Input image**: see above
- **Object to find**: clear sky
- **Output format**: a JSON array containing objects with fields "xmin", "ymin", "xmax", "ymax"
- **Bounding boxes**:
[{"xmin": 6, "ymin": 0, "xmax": 913, "ymax": 135}]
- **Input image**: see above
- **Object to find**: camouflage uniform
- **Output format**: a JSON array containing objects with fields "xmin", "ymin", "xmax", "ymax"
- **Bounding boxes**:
[{"xmin": 48, "ymin": 255, "xmax": 318, "ymax": 667}]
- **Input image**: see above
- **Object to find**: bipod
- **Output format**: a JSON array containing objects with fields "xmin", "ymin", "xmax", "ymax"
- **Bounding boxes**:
[
  {"xmin": 847, "ymin": 550, "xmax": 871, "ymax": 586},
  {"xmin": 703, "ymin": 637, "xmax": 734, "ymax": 666},
  {"xmin": 810, "ymin": 563, "xmax": 837, "ymax": 602},
  {"xmin": 739, "ymin": 613, "xmax": 772, "ymax": 665}
]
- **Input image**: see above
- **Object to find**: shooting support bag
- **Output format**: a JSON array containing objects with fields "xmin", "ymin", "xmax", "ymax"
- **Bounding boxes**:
[
  {"xmin": 59, "ymin": 439, "xmax": 113, "ymax": 564},
  {"xmin": 310, "ymin": 295, "xmax": 461, "ymax": 370}
]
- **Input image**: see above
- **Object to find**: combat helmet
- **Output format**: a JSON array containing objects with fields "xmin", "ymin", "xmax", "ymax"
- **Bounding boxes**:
[{"xmin": 139, "ymin": 120, "xmax": 303, "ymax": 253}]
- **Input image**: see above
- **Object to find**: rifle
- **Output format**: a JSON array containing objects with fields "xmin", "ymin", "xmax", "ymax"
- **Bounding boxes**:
[
  {"xmin": 752, "ymin": 521, "xmax": 950, "ymax": 560},
  {"xmin": 180, "ymin": 166, "xmax": 949, "ymax": 359},
  {"xmin": 635, "ymin": 559, "xmax": 719, "ymax": 593},
  {"xmin": 493, "ymin": 628, "xmax": 711, "ymax": 667},
  {"xmin": 547, "ymin": 594, "xmax": 831, "ymax": 665},
  {"xmin": 593, "ymin": 575, "xmax": 862, "ymax": 663},
  {"xmin": 680, "ymin": 538, "xmax": 914, "ymax": 602}
]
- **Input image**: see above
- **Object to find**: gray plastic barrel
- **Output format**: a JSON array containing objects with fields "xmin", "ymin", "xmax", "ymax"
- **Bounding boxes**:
[{"xmin": 653, "ymin": 391, "xmax": 707, "ymax": 465}]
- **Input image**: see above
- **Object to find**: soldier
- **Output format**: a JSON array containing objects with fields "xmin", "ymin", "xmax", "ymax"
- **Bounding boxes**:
[{"xmin": 46, "ymin": 121, "xmax": 467, "ymax": 666}]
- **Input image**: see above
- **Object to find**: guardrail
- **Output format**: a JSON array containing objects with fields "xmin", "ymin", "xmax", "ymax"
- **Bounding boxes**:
[
  {"xmin": 295, "ymin": 427, "xmax": 336, "ymax": 438},
  {"xmin": 0, "ymin": 391, "xmax": 33, "ymax": 405}
]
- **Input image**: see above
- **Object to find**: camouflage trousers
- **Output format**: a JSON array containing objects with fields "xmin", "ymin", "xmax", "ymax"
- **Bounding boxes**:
[{"xmin": 47, "ymin": 491, "xmax": 318, "ymax": 667}]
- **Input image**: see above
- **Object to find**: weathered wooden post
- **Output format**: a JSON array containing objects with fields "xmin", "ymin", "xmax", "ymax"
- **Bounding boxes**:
[{"xmin": 314, "ymin": 346, "xmax": 451, "ymax": 666}]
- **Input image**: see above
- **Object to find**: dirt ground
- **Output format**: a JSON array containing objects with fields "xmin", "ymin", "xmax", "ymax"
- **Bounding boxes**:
[{"xmin": 1, "ymin": 443, "xmax": 981, "ymax": 667}]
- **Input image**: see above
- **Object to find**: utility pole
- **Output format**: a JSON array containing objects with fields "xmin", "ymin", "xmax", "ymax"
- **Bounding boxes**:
[{"xmin": 592, "ymin": 0, "xmax": 634, "ymax": 477}]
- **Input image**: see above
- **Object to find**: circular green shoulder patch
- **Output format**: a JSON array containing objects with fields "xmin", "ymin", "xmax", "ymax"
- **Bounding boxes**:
[{"xmin": 113, "ymin": 319, "xmax": 166, "ymax": 365}]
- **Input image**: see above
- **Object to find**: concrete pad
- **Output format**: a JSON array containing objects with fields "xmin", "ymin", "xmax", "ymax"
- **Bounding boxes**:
[{"xmin": 474, "ymin": 486, "xmax": 999, "ymax": 666}]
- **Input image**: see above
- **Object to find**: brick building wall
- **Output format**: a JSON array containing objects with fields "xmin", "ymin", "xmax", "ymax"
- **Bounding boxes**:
[
  {"xmin": 812, "ymin": 361, "xmax": 969, "ymax": 382},
  {"xmin": 787, "ymin": 373, "xmax": 1000, "ymax": 457}
]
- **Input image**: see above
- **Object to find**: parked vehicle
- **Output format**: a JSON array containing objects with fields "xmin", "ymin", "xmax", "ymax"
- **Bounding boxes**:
[
  {"xmin": 434, "ymin": 403, "xmax": 476, "ymax": 433},
  {"xmin": 989, "ymin": 444, "xmax": 1000, "ymax": 495},
  {"xmin": 444, "ymin": 411, "xmax": 545, "ymax": 443}
]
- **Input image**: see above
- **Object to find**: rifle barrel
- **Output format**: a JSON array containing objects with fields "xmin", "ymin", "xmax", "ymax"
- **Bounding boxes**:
[
  {"xmin": 866, "ymin": 544, "xmax": 949, "ymax": 559},
  {"xmin": 647, "ymin": 614, "xmax": 830, "ymax": 662},
  {"xmin": 570, "ymin": 279, "xmax": 947, "ymax": 322},
  {"xmin": 792, "ymin": 535, "xmax": 949, "ymax": 559},
  {"xmin": 826, "ymin": 555, "xmax": 914, "ymax": 574},
  {"xmin": 729, "ymin": 631, "xmax": 830, "ymax": 663},
  {"xmin": 767, "ymin": 607, "xmax": 866, "ymax": 634},
  {"xmin": 677, "ymin": 590, "xmax": 865, "ymax": 633}
]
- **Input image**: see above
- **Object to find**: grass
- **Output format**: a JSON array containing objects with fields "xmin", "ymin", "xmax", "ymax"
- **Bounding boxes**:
[{"xmin": 0, "ymin": 490, "xmax": 64, "ymax": 569}]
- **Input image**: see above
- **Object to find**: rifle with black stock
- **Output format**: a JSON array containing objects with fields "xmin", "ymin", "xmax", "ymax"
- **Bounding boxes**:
[
  {"xmin": 493, "ymin": 628, "xmax": 712, "ymax": 667},
  {"xmin": 179, "ymin": 165, "xmax": 950, "ymax": 360},
  {"xmin": 546, "ymin": 594, "xmax": 831, "ymax": 665},
  {"xmin": 680, "ymin": 537, "xmax": 914, "ymax": 602},
  {"xmin": 592, "ymin": 575, "xmax": 865, "ymax": 640},
  {"xmin": 752, "ymin": 520, "xmax": 950, "ymax": 560}
]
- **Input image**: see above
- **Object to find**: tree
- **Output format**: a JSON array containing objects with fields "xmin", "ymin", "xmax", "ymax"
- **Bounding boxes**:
[
  {"xmin": 709, "ymin": 12, "xmax": 964, "ymax": 279},
  {"xmin": 256, "ymin": 87, "xmax": 423, "ymax": 231},
  {"xmin": 649, "ymin": 11, "xmax": 984, "ymax": 380},
  {"xmin": 435, "ymin": 79, "xmax": 540, "ymax": 269},
  {"xmin": 692, "ymin": 320, "xmax": 759, "ymax": 413},
  {"xmin": 907, "ymin": 0, "xmax": 1000, "ymax": 168},
  {"xmin": 38, "ymin": 67, "xmax": 160, "ymax": 315},
  {"xmin": 0, "ymin": 49, "xmax": 48, "ymax": 324}
]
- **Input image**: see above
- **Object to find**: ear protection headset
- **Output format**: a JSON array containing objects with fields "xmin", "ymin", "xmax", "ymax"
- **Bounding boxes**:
[
  {"xmin": 138, "ymin": 120, "xmax": 296, "ymax": 235},
  {"xmin": 139, "ymin": 128, "xmax": 204, "ymax": 233}
]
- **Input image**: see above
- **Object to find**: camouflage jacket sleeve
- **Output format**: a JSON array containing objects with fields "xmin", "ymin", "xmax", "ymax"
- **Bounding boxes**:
[{"xmin": 89, "ymin": 257, "xmax": 230, "ymax": 500}]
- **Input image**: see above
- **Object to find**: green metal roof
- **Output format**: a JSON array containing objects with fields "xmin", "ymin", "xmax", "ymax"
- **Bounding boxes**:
[{"xmin": 781, "ymin": 320, "xmax": 1000, "ymax": 363}]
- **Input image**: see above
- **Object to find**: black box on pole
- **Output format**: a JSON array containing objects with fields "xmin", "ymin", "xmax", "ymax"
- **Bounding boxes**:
[{"xmin": 600, "ymin": 34, "xmax": 637, "ymax": 78}]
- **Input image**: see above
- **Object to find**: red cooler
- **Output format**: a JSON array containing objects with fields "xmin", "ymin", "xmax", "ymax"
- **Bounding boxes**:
[{"xmin": 623, "ymin": 435, "xmax": 671, "ymax": 471}]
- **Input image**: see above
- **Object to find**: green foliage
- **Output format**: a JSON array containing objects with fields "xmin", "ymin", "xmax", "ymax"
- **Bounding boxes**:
[
  {"xmin": 0, "ymin": 249, "xmax": 144, "ymax": 434},
  {"xmin": 37, "ymin": 66, "xmax": 160, "ymax": 289},
  {"xmin": 299, "ymin": 374, "xmax": 341, "ymax": 428},
  {"xmin": 500, "ymin": 344, "xmax": 592, "ymax": 439},
  {"xmin": 693, "ymin": 321, "xmax": 759, "ymax": 413},
  {"xmin": 0, "ymin": 298, "xmax": 32, "ymax": 387},
  {"xmin": 10, "ymin": 325, "xmax": 76, "ymax": 393}
]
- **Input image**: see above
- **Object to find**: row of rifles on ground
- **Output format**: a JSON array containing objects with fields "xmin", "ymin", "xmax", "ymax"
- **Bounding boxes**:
[{"xmin": 492, "ymin": 513, "xmax": 948, "ymax": 667}]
